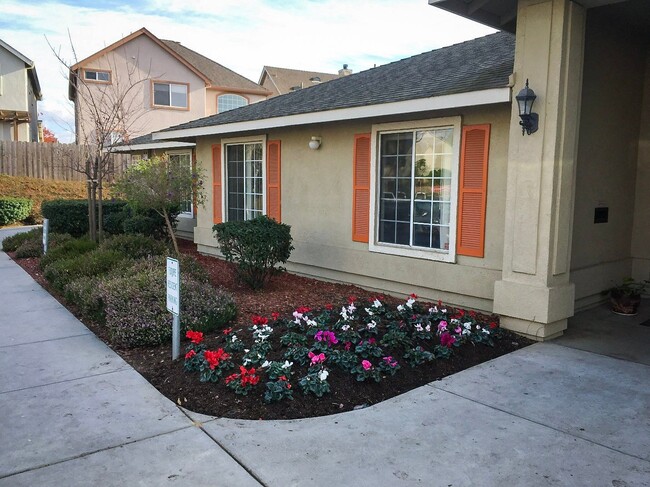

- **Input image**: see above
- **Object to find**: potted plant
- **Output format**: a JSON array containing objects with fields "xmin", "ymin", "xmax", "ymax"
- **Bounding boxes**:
[{"xmin": 608, "ymin": 278, "xmax": 649, "ymax": 316}]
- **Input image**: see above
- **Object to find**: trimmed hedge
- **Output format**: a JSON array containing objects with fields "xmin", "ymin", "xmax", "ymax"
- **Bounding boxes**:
[
  {"xmin": 213, "ymin": 215, "xmax": 294, "ymax": 289},
  {"xmin": 41, "ymin": 199, "xmax": 128, "ymax": 237},
  {"xmin": 0, "ymin": 198, "xmax": 33, "ymax": 226},
  {"xmin": 40, "ymin": 238, "xmax": 98, "ymax": 270}
]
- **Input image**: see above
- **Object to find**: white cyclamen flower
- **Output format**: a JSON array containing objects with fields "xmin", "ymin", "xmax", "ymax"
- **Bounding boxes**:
[
  {"xmin": 373, "ymin": 299, "xmax": 382, "ymax": 308},
  {"xmin": 365, "ymin": 308, "xmax": 374, "ymax": 316},
  {"xmin": 406, "ymin": 298, "xmax": 415, "ymax": 308},
  {"xmin": 428, "ymin": 306, "xmax": 438, "ymax": 314},
  {"xmin": 282, "ymin": 361, "xmax": 293, "ymax": 369},
  {"xmin": 397, "ymin": 305, "xmax": 405, "ymax": 312},
  {"xmin": 261, "ymin": 360, "xmax": 272, "ymax": 368},
  {"xmin": 414, "ymin": 323, "xmax": 423, "ymax": 332},
  {"xmin": 341, "ymin": 323, "xmax": 350, "ymax": 331},
  {"xmin": 367, "ymin": 320, "xmax": 377, "ymax": 329},
  {"xmin": 318, "ymin": 370, "xmax": 329, "ymax": 381}
]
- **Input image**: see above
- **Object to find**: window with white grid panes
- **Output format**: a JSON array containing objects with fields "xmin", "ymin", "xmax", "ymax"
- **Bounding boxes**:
[
  {"xmin": 378, "ymin": 127, "xmax": 454, "ymax": 251},
  {"xmin": 226, "ymin": 142, "xmax": 263, "ymax": 221}
]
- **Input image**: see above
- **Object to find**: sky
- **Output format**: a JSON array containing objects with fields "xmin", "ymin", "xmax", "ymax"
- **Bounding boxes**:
[{"xmin": 0, "ymin": 0, "xmax": 494, "ymax": 143}]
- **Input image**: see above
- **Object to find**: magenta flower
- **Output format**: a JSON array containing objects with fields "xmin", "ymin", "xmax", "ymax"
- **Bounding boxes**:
[
  {"xmin": 308, "ymin": 351, "xmax": 326, "ymax": 365},
  {"xmin": 440, "ymin": 332, "xmax": 456, "ymax": 348},
  {"xmin": 438, "ymin": 320, "xmax": 448, "ymax": 332},
  {"xmin": 315, "ymin": 330, "xmax": 338, "ymax": 345},
  {"xmin": 344, "ymin": 342, "xmax": 352, "ymax": 351},
  {"xmin": 382, "ymin": 356, "xmax": 398, "ymax": 368},
  {"xmin": 362, "ymin": 360, "xmax": 372, "ymax": 371}
]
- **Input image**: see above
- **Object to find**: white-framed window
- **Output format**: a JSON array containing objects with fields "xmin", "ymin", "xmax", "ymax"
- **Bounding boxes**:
[
  {"xmin": 218, "ymin": 94, "xmax": 248, "ymax": 113},
  {"xmin": 153, "ymin": 81, "xmax": 188, "ymax": 109},
  {"xmin": 168, "ymin": 151, "xmax": 193, "ymax": 215},
  {"xmin": 84, "ymin": 69, "xmax": 111, "ymax": 83},
  {"xmin": 369, "ymin": 117, "xmax": 461, "ymax": 263},
  {"xmin": 223, "ymin": 136, "xmax": 266, "ymax": 222}
]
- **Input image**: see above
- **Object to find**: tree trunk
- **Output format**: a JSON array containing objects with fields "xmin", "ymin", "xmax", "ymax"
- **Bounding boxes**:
[
  {"xmin": 86, "ymin": 158, "xmax": 93, "ymax": 240},
  {"xmin": 163, "ymin": 208, "xmax": 179, "ymax": 256},
  {"xmin": 98, "ymin": 164, "xmax": 104, "ymax": 243}
]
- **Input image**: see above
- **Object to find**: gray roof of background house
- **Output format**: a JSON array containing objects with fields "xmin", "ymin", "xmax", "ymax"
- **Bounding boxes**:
[
  {"xmin": 260, "ymin": 66, "xmax": 341, "ymax": 97},
  {"xmin": 158, "ymin": 32, "xmax": 514, "ymax": 135},
  {"xmin": 160, "ymin": 40, "xmax": 267, "ymax": 93}
]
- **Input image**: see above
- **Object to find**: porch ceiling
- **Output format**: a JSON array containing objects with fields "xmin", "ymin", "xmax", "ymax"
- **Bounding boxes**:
[{"xmin": 428, "ymin": 0, "xmax": 649, "ymax": 34}]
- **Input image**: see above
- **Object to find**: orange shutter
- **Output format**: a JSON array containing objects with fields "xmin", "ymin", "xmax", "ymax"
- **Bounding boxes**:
[
  {"xmin": 352, "ymin": 133, "xmax": 371, "ymax": 243},
  {"xmin": 266, "ymin": 140, "xmax": 281, "ymax": 222},
  {"xmin": 456, "ymin": 125, "xmax": 490, "ymax": 257},
  {"xmin": 212, "ymin": 144, "xmax": 223, "ymax": 224}
]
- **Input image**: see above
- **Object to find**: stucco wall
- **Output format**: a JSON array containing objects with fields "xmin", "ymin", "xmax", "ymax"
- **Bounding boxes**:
[
  {"xmin": 0, "ymin": 45, "xmax": 31, "ymax": 142},
  {"xmin": 570, "ymin": 12, "xmax": 648, "ymax": 308},
  {"xmin": 194, "ymin": 104, "xmax": 511, "ymax": 312},
  {"xmin": 75, "ymin": 35, "xmax": 206, "ymax": 143},
  {"xmin": 632, "ymin": 49, "xmax": 650, "ymax": 285}
]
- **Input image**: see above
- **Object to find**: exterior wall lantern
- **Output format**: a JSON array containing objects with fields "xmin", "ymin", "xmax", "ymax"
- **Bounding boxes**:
[
  {"xmin": 309, "ymin": 136, "xmax": 322, "ymax": 150},
  {"xmin": 516, "ymin": 79, "xmax": 538, "ymax": 135}
]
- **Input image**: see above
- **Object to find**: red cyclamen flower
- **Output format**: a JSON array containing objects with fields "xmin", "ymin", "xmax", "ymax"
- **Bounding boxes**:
[
  {"xmin": 185, "ymin": 330, "xmax": 204, "ymax": 344},
  {"xmin": 271, "ymin": 312, "xmax": 280, "ymax": 321},
  {"xmin": 204, "ymin": 349, "xmax": 230, "ymax": 370},
  {"xmin": 223, "ymin": 327, "xmax": 233, "ymax": 335},
  {"xmin": 348, "ymin": 295, "xmax": 357, "ymax": 304},
  {"xmin": 252, "ymin": 315, "xmax": 268, "ymax": 325},
  {"xmin": 440, "ymin": 332, "xmax": 456, "ymax": 348},
  {"xmin": 185, "ymin": 350, "xmax": 196, "ymax": 360},
  {"xmin": 325, "ymin": 304, "xmax": 334, "ymax": 311}
]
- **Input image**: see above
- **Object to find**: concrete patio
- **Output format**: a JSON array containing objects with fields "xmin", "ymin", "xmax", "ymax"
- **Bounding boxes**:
[{"xmin": 0, "ymin": 227, "xmax": 648, "ymax": 486}]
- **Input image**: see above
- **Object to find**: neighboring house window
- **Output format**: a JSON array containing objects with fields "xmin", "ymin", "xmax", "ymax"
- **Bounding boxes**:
[
  {"xmin": 104, "ymin": 131, "xmax": 124, "ymax": 146},
  {"xmin": 84, "ymin": 69, "xmax": 111, "ymax": 83},
  {"xmin": 218, "ymin": 94, "xmax": 248, "ymax": 113},
  {"xmin": 153, "ymin": 81, "xmax": 188, "ymax": 109},
  {"xmin": 168, "ymin": 152, "xmax": 193, "ymax": 215},
  {"xmin": 225, "ymin": 142, "xmax": 263, "ymax": 221},
  {"xmin": 369, "ymin": 117, "xmax": 461, "ymax": 263}
]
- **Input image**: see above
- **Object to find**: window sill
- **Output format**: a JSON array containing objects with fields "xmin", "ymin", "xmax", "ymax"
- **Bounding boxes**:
[{"xmin": 368, "ymin": 241, "xmax": 455, "ymax": 263}]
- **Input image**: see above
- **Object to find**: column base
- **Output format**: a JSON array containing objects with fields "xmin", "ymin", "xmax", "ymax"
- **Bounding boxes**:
[{"xmin": 499, "ymin": 316, "xmax": 567, "ymax": 341}]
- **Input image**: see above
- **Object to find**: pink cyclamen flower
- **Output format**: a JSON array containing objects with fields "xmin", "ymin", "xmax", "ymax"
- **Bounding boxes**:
[
  {"xmin": 440, "ymin": 332, "xmax": 456, "ymax": 348},
  {"xmin": 438, "ymin": 321, "xmax": 448, "ymax": 332},
  {"xmin": 308, "ymin": 351, "xmax": 326, "ymax": 365},
  {"xmin": 344, "ymin": 342, "xmax": 352, "ymax": 351},
  {"xmin": 362, "ymin": 360, "xmax": 372, "ymax": 371},
  {"xmin": 455, "ymin": 326, "xmax": 462, "ymax": 334},
  {"xmin": 383, "ymin": 356, "xmax": 398, "ymax": 368}
]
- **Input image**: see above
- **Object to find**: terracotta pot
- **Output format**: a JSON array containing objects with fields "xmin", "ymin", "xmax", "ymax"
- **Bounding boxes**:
[{"xmin": 610, "ymin": 291, "xmax": 641, "ymax": 316}]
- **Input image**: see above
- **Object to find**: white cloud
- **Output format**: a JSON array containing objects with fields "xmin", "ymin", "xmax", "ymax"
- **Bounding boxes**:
[{"xmin": 0, "ymin": 0, "xmax": 494, "ymax": 143}]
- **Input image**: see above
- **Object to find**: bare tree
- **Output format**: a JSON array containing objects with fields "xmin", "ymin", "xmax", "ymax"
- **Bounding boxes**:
[{"xmin": 48, "ymin": 33, "xmax": 150, "ymax": 242}]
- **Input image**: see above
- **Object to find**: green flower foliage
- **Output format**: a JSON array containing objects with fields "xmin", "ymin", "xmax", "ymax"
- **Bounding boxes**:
[
  {"xmin": 213, "ymin": 215, "xmax": 294, "ymax": 289},
  {"xmin": 2, "ymin": 228, "xmax": 41, "ymax": 252}
]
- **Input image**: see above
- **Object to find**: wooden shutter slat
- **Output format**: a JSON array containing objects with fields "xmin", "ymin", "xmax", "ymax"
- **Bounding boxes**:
[
  {"xmin": 266, "ymin": 140, "xmax": 281, "ymax": 222},
  {"xmin": 352, "ymin": 133, "xmax": 371, "ymax": 243},
  {"xmin": 456, "ymin": 125, "xmax": 490, "ymax": 257},
  {"xmin": 212, "ymin": 144, "xmax": 222, "ymax": 224}
]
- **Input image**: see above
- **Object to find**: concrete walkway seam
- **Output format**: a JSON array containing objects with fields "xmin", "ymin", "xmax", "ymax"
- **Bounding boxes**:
[
  {"xmin": 427, "ymin": 383, "xmax": 650, "ymax": 464},
  {"xmin": 0, "ymin": 425, "xmax": 196, "ymax": 481},
  {"xmin": 176, "ymin": 406, "xmax": 268, "ymax": 487},
  {"xmin": 0, "ymin": 332, "xmax": 93, "ymax": 349}
]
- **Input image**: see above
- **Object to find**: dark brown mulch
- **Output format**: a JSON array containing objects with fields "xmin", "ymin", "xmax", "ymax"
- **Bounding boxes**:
[{"xmin": 10, "ymin": 240, "xmax": 532, "ymax": 420}]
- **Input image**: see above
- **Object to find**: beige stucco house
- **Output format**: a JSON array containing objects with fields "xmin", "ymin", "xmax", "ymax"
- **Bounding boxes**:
[
  {"xmin": 259, "ymin": 66, "xmax": 351, "ymax": 98},
  {"xmin": 151, "ymin": 0, "xmax": 649, "ymax": 341},
  {"xmin": 0, "ymin": 39, "xmax": 42, "ymax": 142},
  {"xmin": 71, "ymin": 27, "xmax": 271, "ymax": 238}
]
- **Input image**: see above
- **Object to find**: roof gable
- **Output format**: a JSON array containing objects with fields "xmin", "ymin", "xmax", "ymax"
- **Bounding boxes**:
[
  {"xmin": 260, "ymin": 66, "xmax": 341, "ymax": 96},
  {"xmin": 0, "ymin": 39, "xmax": 42, "ymax": 99}
]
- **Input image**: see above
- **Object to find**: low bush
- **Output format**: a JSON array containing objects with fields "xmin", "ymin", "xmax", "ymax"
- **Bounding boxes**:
[
  {"xmin": 122, "ymin": 207, "xmax": 180, "ymax": 240},
  {"xmin": 15, "ymin": 232, "xmax": 73, "ymax": 258},
  {"xmin": 41, "ymin": 199, "xmax": 128, "ymax": 237},
  {"xmin": 213, "ymin": 215, "xmax": 294, "ymax": 289},
  {"xmin": 64, "ymin": 275, "xmax": 105, "ymax": 322},
  {"xmin": 102, "ymin": 265, "xmax": 236, "ymax": 348},
  {"xmin": 99, "ymin": 234, "xmax": 169, "ymax": 259},
  {"xmin": 0, "ymin": 197, "xmax": 33, "ymax": 226},
  {"xmin": 40, "ymin": 238, "xmax": 97, "ymax": 269},
  {"xmin": 43, "ymin": 248, "xmax": 126, "ymax": 291},
  {"xmin": 2, "ymin": 228, "xmax": 41, "ymax": 252}
]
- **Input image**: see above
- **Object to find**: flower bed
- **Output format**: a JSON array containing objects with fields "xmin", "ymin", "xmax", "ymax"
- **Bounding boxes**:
[{"xmin": 180, "ymin": 294, "xmax": 509, "ymax": 411}]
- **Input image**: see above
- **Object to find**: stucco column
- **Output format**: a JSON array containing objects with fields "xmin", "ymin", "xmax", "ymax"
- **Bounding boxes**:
[{"xmin": 493, "ymin": 0, "xmax": 586, "ymax": 340}]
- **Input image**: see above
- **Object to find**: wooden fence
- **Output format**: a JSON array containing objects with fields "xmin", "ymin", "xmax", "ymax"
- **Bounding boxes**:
[{"xmin": 0, "ymin": 141, "xmax": 131, "ymax": 182}]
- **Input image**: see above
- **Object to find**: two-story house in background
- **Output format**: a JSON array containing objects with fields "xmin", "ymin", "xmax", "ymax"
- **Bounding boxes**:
[
  {"xmin": 69, "ymin": 27, "xmax": 271, "ymax": 238},
  {"xmin": 0, "ymin": 39, "xmax": 42, "ymax": 142},
  {"xmin": 259, "ymin": 65, "xmax": 351, "ymax": 97}
]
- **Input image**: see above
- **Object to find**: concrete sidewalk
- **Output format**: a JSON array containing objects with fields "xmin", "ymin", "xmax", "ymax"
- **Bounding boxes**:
[{"xmin": 1, "ymin": 229, "xmax": 649, "ymax": 486}]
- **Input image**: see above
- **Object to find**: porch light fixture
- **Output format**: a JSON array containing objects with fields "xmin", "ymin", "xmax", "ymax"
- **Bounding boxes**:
[
  {"xmin": 516, "ymin": 79, "xmax": 538, "ymax": 135},
  {"xmin": 309, "ymin": 136, "xmax": 322, "ymax": 150}
]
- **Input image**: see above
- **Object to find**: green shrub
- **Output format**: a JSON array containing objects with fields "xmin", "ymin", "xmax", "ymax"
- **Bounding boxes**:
[
  {"xmin": 0, "ymin": 197, "xmax": 33, "ymax": 226},
  {"xmin": 2, "ymin": 228, "xmax": 41, "ymax": 252},
  {"xmin": 99, "ymin": 234, "xmax": 168, "ymax": 259},
  {"xmin": 122, "ymin": 206, "xmax": 180, "ymax": 240},
  {"xmin": 101, "ymin": 265, "xmax": 236, "ymax": 347},
  {"xmin": 14, "ymin": 231, "xmax": 73, "ymax": 258},
  {"xmin": 40, "ymin": 238, "xmax": 97, "ymax": 269},
  {"xmin": 213, "ymin": 215, "xmax": 294, "ymax": 289},
  {"xmin": 43, "ymin": 248, "xmax": 126, "ymax": 291},
  {"xmin": 64, "ymin": 276, "xmax": 105, "ymax": 322},
  {"xmin": 41, "ymin": 199, "xmax": 128, "ymax": 237}
]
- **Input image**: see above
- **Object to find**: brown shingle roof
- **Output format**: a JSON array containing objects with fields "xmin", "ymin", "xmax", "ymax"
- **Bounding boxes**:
[
  {"xmin": 260, "ymin": 66, "xmax": 341, "ymax": 97},
  {"xmin": 161, "ymin": 40, "xmax": 268, "ymax": 94}
]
